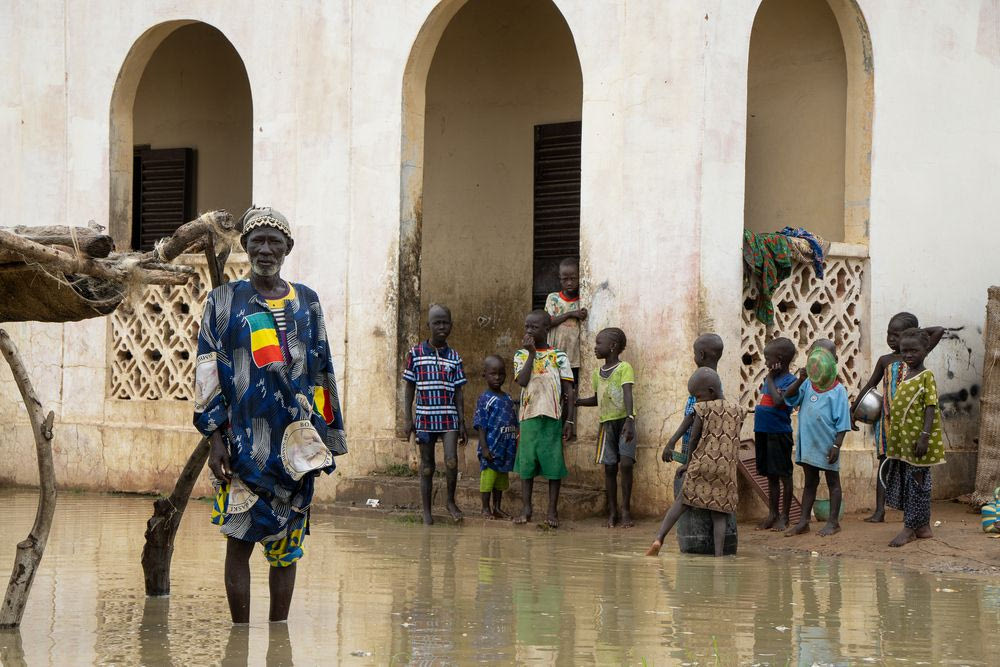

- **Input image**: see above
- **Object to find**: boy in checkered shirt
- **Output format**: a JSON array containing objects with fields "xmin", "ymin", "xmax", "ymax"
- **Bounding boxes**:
[{"xmin": 403, "ymin": 304, "xmax": 468, "ymax": 524}]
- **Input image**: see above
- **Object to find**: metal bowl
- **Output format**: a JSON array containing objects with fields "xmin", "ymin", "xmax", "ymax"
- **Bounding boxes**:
[{"xmin": 854, "ymin": 387, "xmax": 883, "ymax": 424}]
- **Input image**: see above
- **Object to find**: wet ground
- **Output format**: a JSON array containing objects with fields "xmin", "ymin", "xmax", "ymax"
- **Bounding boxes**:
[{"xmin": 1, "ymin": 489, "xmax": 999, "ymax": 665}]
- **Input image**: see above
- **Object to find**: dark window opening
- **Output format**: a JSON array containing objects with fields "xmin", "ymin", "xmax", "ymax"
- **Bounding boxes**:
[
  {"xmin": 132, "ymin": 146, "xmax": 196, "ymax": 251},
  {"xmin": 532, "ymin": 121, "xmax": 581, "ymax": 310}
]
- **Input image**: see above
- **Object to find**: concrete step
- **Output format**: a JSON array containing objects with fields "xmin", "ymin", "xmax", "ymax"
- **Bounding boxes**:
[{"xmin": 334, "ymin": 474, "xmax": 606, "ymax": 521}]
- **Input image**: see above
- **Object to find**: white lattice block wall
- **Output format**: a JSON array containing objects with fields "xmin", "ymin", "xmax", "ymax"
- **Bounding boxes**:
[
  {"xmin": 110, "ymin": 254, "xmax": 249, "ymax": 401},
  {"xmin": 739, "ymin": 246, "xmax": 869, "ymax": 413}
]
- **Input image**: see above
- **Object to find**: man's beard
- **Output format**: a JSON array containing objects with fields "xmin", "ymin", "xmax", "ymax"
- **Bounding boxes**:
[{"xmin": 251, "ymin": 258, "xmax": 282, "ymax": 277}]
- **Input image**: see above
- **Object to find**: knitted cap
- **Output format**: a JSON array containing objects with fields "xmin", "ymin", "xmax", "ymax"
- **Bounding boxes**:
[{"xmin": 239, "ymin": 207, "xmax": 292, "ymax": 241}]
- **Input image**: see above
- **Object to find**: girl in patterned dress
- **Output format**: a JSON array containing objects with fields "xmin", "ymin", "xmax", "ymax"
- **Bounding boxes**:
[
  {"xmin": 851, "ymin": 313, "xmax": 943, "ymax": 522},
  {"xmin": 646, "ymin": 368, "xmax": 746, "ymax": 557},
  {"xmin": 882, "ymin": 328, "xmax": 946, "ymax": 547}
]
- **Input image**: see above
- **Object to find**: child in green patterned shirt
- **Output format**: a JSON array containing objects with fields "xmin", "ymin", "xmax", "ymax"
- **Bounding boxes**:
[{"xmin": 577, "ymin": 328, "xmax": 636, "ymax": 528}]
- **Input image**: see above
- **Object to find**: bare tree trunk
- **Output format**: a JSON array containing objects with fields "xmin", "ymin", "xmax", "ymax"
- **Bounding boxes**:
[
  {"xmin": 140, "ymin": 437, "xmax": 210, "ymax": 596},
  {"xmin": 0, "ymin": 329, "xmax": 56, "ymax": 629},
  {"xmin": 140, "ymin": 238, "xmax": 230, "ymax": 596}
]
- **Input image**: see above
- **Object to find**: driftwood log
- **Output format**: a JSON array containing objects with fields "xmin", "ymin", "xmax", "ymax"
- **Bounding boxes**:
[
  {"xmin": 0, "ymin": 211, "xmax": 234, "ymax": 324},
  {"xmin": 0, "ymin": 330, "xmax": 56, "ymax": 629},
  {"xmin": 1, "ymin": 222, "xmax": 114, "ymax": 260},
  {"xmin": 140, "ymin": 236, "xmax": 231, "ymax": 597}
]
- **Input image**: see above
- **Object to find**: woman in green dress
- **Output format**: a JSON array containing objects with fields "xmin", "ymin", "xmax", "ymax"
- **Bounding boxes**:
[{"xmin": 882, "ymin": 328, "xmax": 945, "ymax": 547}]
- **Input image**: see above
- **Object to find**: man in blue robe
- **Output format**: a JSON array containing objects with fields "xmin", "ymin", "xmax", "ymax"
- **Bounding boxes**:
[{"xmin": 194, "ymin": 207, "xmax": 346, "ymax": 623}]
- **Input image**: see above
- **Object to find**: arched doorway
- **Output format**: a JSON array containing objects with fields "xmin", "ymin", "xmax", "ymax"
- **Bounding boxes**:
[
  {"xmin": 744, "ymin": 0, "xmax": 872, "ymax": 244},
  {"xmin": 398, "ymin": 0, "xmax": 584, "ymax": 435},
  {"xmin": 108, "ymin": 22, "xmax": 252, "ymax": 402},
  {"xmin": 110, "ymin": 22, "xmax": 252, "ymax": 250},
  {"xmin": 738, "ymin": 0, "xmax": 874, "ymax": 411}
]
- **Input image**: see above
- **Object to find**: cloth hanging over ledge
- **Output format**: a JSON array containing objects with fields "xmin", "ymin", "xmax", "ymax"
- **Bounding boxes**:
[
  {"xmin": 778, "ymin": 226, "xmax": 830, "ymax": 279},
  {"xmin": 742, "ymin": 229, "xmax": 793, "ymax": 325}
]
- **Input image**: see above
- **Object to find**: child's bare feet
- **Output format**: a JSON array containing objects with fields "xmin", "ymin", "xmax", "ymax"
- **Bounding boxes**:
[
  {"xmin": 889, "ymin": 527, "xmax": 916, "ymax": 547},
  {"xmin": 818, "ymin": 523, "xmax": 841, "ymax": 537},
  {"xmin": 513, "ymin": 513, "xmax": 531, "ymax": 525},
  {"xmin": 482, "ymin": 509, "xmax": 496, "ymax": 520},
  {"xmin": 645, "ymin": 540, "xmax": 663, "ymax": 556},
  {"xmin": 620, "ymin": 511, "xmax": 634, "ymax": 528},
  {"xmin": 422, "ymin": 511, "xmax": 434, "ymax": 526},
  {"xmin": 784, "ymin": 522, "xmax": 809, "ymax": 537},
  {"xmin": 915, "ymin": 524, "xmax": 933, "ymax": 539},
  {"xmin": 447, "ymin": 502, "xmax": 464, "ymax": 522},
  {"xmin": 771, "ymin": 514, "xmax": 789, "ymax": 532},
  {"xmin": 863, "ymin": 510, "xmax": 885, "ymax": 523},
  {"xmin": 545, "ymin": 513, "xmax": 559, "ymax": 528},
  {"xmin": 493, "ymin": 508, "xmax": 511, "ymax": 520},
  {"xmin": 607, "ymin": 513, "xmax": 619, "ymax": 529},
  {"xmin": 757, "ymin": 513, "xmax": 777, "ymax": 530}
]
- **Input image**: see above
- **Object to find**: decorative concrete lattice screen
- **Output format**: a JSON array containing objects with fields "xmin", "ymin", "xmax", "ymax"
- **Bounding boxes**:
[
  {"xmin": 110, "ymin": 254, "xmax": 248, "ymax": 400},
  {"xmin": 739, "ymin": 247, "xmax": 869, "ymax": 413}
]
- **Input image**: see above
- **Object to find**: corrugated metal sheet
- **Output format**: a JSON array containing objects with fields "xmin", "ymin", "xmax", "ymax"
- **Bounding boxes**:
[{"xmin": 533, "ymin": 121, "xmax": 581, "ymax": 309}]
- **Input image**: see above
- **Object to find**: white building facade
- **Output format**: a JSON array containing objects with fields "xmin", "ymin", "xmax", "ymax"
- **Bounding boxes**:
[{"xmin": 1, "ymin": 0, "xmax": 997, "ymax": 513}]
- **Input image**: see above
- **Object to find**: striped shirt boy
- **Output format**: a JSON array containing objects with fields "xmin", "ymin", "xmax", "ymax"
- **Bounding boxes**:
[{"xmin": 403, "ymin": 341, "xmax": 467, "ymax": 432}]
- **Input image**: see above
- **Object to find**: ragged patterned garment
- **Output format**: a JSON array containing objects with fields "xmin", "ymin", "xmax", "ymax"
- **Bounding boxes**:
[
  {"xmin": 778, "ymin": 226, "xmax": 829, "ymax": 279},
  {"xmin": 194, "ymin": 279, "xmax": 347, "ymax": 546},
  {"xmin": 742, "ymin": 229, "xmax": 793, "ymax": 325}
]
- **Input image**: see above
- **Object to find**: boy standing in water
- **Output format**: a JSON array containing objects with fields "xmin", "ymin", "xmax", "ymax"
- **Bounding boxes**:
[
  {"xmin": 403, "ymin": 304, "xmax": 468, "ymax": 525},
  {"xmin": 545, "ymin": 257, "xmax": 588, "ymax": 386},
  {"xmin": 473, "ymin": 356, "xmax": 519, "ymax": 519},
  {"xmin": 576, "ymin": 327, "xmax": 636, "ymax": 528},
  {"xmin": 646, "ymin": 368, "xmax": 745, "ymax": 557},
  {"xmin": 754, "ymin": 337, "xmax": 798, "ymax": 532},
  {"xmin": 663, "ymin": 333, "xmax": 724, "ymax": 460},
  {"xmin": 513, "ymin": 310, "xmax": 576, "ymax": 528}
]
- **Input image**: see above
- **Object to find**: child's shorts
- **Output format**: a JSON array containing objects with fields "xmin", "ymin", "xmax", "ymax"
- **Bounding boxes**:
[
  {"xmin": 595, "ymin": 418, "xmax": 636, "ymax": 465},
  {"xmin": 416, "ymin": 430, "xmax": 456, "ymax": 445},
  {"xmin": 480, "ymin": 468, "xmax": 510, "ymax": 492},
  {"xmin": 754, "ymin": 431, "xmax": 794, "ymax": 477},
  {"xmin": 515, "ymin": 416, "xmax": 568, "ymax": 480}
]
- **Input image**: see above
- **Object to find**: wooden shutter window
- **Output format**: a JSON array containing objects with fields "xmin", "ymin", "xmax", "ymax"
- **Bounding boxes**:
[
  {"xmin": 132, "ymin": 147, "xmax": 196, "ymax": 251},
  {"xmin": 533, "ymin": 121, "xmax": 581, "ymax": 310}
]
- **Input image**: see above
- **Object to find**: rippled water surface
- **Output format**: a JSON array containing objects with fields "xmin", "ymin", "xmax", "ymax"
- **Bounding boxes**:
[{"xmin": 1, "ymin": 489, "xmax": 999, "ymax": 665}]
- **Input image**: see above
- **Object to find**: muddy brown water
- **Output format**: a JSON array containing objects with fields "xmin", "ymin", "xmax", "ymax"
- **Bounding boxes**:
[{"xmin": 1, "ymin": 489, "xmax": 998, "ymax": 665}]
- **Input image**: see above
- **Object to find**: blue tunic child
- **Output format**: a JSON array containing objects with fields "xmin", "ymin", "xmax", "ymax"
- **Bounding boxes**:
[{"xmin": 473, "ymin": 356, "xmax": 519, "ymax": 518}]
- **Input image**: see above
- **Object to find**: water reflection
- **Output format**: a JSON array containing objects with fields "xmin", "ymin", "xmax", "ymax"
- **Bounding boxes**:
[{"xmin": 2, "ymin": 489, "xmax": 998, "ymax": 665}]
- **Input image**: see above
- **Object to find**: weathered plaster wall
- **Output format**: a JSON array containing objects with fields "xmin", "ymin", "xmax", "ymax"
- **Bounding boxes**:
[
  {"xmin": 421, "ymin": 0, "xmax": 582, "ymax": 468},
  {"xmin": 860, "ymin": 0, "xmax": 1000, "ymax": 498},
  {"xmin": 132, "ymin": 23, "xmax": 252, "ymax": 228},
  {"xmin": 744, "ymin": 0, "xmax": 847, "ymax": 242},
  {"xmin": 1, "ymin": 0, "xmax": 998, "ymax": 514}
]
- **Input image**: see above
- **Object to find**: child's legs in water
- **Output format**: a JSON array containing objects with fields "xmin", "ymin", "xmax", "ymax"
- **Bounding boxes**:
[
  {"xmin": 442, "ymin": 432, "xmax": 462, "ymax": 520},
  {"xmin": 819, "ymin": 469, "xmax": 842, "ymax": 536},
  {"xmin": 788, "ymin": 464, "xmax": 820, "ymax": 535},
  {"xmin": 417, "ymin": 438, "xmax": 437, "ymax": 524},
  {"xmin": 866, "ymin": 454, "xmax": 887, "ymax": 522},
  {"xmin": 710, "ymin": 511, "xmax": 728, "ymax": 557},
  {"xmin": 604, "ymin": 463, "xmax": 619, "ymax": 527},
  {"xmin": 619, "ymin": 455, "xmax": 635, "ymax": 527},
  {"xmin": 647, "ymin": 496, "xmax": 690, "ymax": 555}
]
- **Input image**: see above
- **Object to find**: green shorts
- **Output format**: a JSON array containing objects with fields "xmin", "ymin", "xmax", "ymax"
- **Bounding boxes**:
[
  {"xmin": 515, "ymin": 416, "xmax": 567, "ymax": 480},
  {"xmin": 480, "ymin": 468, "xmax": 510, "ymax": 492}
]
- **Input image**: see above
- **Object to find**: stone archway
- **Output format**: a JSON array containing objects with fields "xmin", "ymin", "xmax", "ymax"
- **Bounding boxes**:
[
  {"xmin": 109, "ymin": 21, "xmax": 252, "ymax": 250},
  {"xmin": 744, "ymin": 0, "xmax": 873, "ymax": 244},
  {"xmin": 397, "ymin": 0, "xmax": 584, "ymax": 441}
]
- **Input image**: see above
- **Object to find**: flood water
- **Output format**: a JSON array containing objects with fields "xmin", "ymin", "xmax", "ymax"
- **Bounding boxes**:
[{"xmin": 1, "ymin": 490, "xmax": 999, "ymax": 665}]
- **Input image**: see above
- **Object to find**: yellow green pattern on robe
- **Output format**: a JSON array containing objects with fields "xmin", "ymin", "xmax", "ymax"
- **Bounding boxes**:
[{"xmin": 885, "ymin": 369, "xmax": 945, "ymax": 466}]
